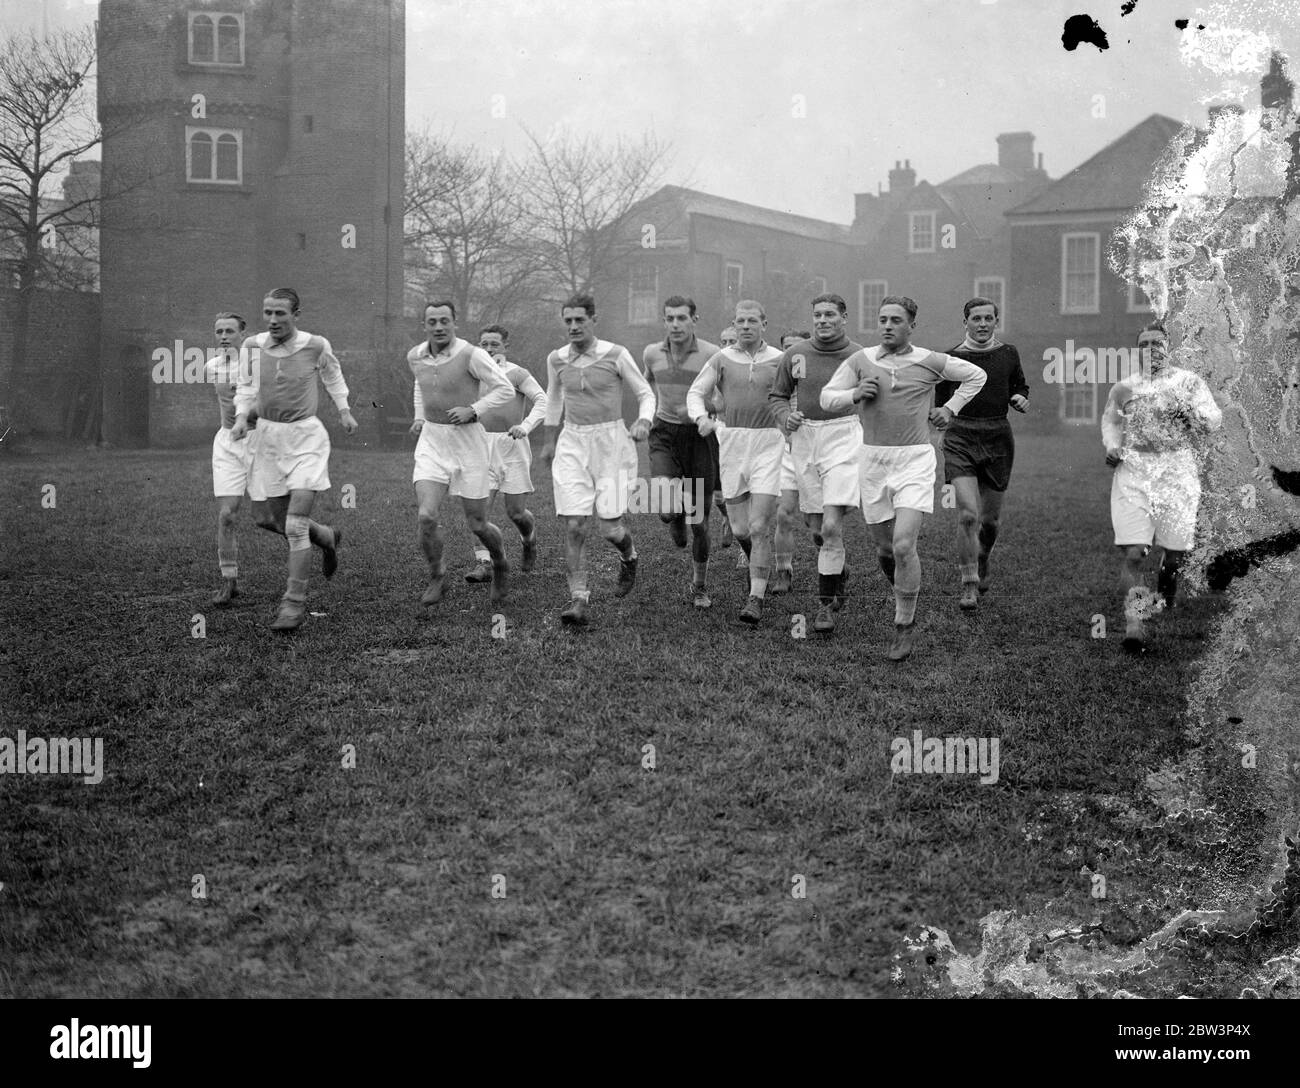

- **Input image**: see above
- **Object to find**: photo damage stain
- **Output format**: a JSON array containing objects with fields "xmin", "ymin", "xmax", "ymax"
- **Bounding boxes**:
[{"xmin": 1062, "ymin": 14, "xmax": 1110, "ymax": 52}]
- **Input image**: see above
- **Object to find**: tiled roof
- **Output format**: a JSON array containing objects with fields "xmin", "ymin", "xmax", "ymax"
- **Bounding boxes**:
[
  {"xmin": 652, "ymin": 185, "xmax": 853, "ymax": 244},
  {"xmin": 1007, "ymin": 115, "xmax": 1188, "ymax": 216}
]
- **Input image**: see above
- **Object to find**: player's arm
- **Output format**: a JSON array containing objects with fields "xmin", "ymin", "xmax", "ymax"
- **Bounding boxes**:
[
  {"xmin": 1008, "ymin": 348, "xmax": 1029, "ymax": 412},
  {"xmin": 687, "ymin": 355, "xmax": 721, "ymax": 435},
  {"xmin": 230, "ymin": 339, "xmax": 258, "ymax": 439},
  {"xmin": 616, "ymin": 348, "xmax": 655, "ymax": 440},
  {"xmin": 821, "ymin": 357, "xmax": 872, "ymax": 411},
  {"xmin": 452, "ymin": 347, "xmax": 513, "ymax": 424},
  {"xmin": 768, "ymin": 353, "xmax": 798, "ymax": 432},
  {"xmin": 317, "ymin": 338, "xmax": 358, "ymax": 434},
  {"xmin": 409, "ymin": 366, "xmax": 425, "ymax": 437},
  {"xmin": 1101, "ymin": 381, "xmax": 1128, "ymax": 465},
  {"xmin": 640, "ymin": 346, "xmax": 659, "ymax": 393},
  {"xmin": 508, "ymin": 371, "xmax": 548, "ymax": 439},
  {"xmin": 538, "ymin": 353, "xmax": 563, "ymax": 461},
  {"xmin": 933, "ymin": 354, "xmax": 986, "ymax": 424}
]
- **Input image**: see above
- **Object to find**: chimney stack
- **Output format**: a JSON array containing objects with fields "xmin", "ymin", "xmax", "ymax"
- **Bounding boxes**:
[
  {"xmin": 996, "ymin": 131, "xmax": 1035, "ymax": 173},
  {"xmin": 888, "ymin": 159, "xmax": 916, "ymax": 194}
]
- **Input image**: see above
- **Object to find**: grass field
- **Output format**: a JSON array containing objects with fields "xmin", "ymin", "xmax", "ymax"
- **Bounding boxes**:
[{"xmin": 1, "ymin": 425, "xmax": 1268, "ymax": 997}]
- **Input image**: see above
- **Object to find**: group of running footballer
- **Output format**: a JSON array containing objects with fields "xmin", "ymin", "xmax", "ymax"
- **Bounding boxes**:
[{"xmin": 203, "ymin": 285, "xmax": 1221, "ymax": 660}]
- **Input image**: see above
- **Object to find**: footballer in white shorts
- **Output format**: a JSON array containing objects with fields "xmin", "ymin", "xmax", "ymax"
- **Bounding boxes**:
[
  {"xmin": 780, "ymin": 444, "xmax": 798, "ymax": 494},
  {"xmin": 413, "ymin": 420, "xmax": 492, "ymax": 500},
  {"xmin": 860, "ymin": 443, "xmax": 937, "ymax": 523},
  {"xmin": 248, "ymin": 416, "xmax": 332, "ymax": 501},
  {"xmin": 716, "ymin": 426, "xmax": 784, "ymax": 499},
  {"xmin": 790, "ymin": 415, "xmax": 863, "ymax": 515},
  {"xmin": 553, "ymin": 419, "xmax": 639, "ymax": 519},
  {"xmin": 1110, "ymin": 448, "xmax": 1199, "ymax": 552},
  {"xmin": 488, "ymin": 430, "xmax": 534, "ymax": 495},
  {"xmin": 212, "ymin": 424, "xmax": 257, "ymax": 497}
]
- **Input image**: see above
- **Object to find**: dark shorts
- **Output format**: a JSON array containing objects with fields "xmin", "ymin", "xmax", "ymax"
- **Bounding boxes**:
[
  {"xmin": 943, "ymin": 417, "xmax": 1015, "ymax": 492},
  {"xmin": 649, "ymin": 419, "xmax": 717, "ymax": 489}
]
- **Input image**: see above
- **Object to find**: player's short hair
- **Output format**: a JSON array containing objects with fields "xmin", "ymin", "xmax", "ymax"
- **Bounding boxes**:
[
  {"xmin": 662, "ymin": 295, "xmax": 697, "ymax": 317},
  {"xmin": 267, "ymin": 287, "xmax": 300, "ymax": 313},
  {"xmin": 562, "ymin": 293, "xmax": 596, "ymax": 317},
  {"xmin": 963, "ymin": 296, "xmax": 999, "ymax": 320},
  {"xmin": 479, "ymin": 323, "xmax": 509, "ymax": 342},
  {"xmin": 880, "ymin": 294, "xmax": 918, "ymax": 321},
  {"xmin": 810, "ymin": 293, "xmax": 847, "ymax": 316},
  {"xmin": 424, "ymin": 299, "xmax": 456, "ymax": 319},
  {"xmin": 1136, "ymin": 320, "xmax": 1168, "ymax": 344},
  {"xmin": 735, "ymin": 299, "xmax": 766, "ymax": 320},
  {"xmin": 214, "ymin": 311, "xmax": 246, "ymax": 331}
]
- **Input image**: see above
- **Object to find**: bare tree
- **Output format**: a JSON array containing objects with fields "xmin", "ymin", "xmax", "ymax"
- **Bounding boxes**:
[
  {"xmin": 514, "ymin": 127, "xmax": 673, "ymax": 301},
  {"xmin": 0, "ymin": 27, "xmax": 100, "ymax": 417},
  {"xmin": 404, "ymin": 129, "xmax": 543, "ymax": 327}
]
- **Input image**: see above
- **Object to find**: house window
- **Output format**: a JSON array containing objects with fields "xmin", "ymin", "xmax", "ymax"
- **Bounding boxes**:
[
  {"xmin": 858, "ymin": 280, "xmax": 888, "ymax": 333},
  {"xmin": 187, "ymin": 126, "xmax": 242, "ymax": 184},
  {"xmin": 909, "ymin": 211, "xmax": 936, "ymax": 254},
  {"xmin": 1061, "ymin": 232, "xmax": 1100, "ymax": 314},
  {"xmin": 810, "ymin": 275, "xmax": 828, "ymax": 295},
  {"xmin": 725, "ymin": 261, "xmax": 743, "ymax": 299},
  {"xmin": 628, "ymin": 264, "xmax": 659, "ymax": 325},
  {"xmin": 1060, "ymin": 381, "xmax": 1098, "ymax": 424},
  {"xmin": 189, "ymin": 13, "xmax": 244, "ymax": 66},
  {"xmin": 973, "ymin": 276, "xmax": 1006, "ymax": 332},
  {"xmin": 1126, "ymin": 244, "xmax": 1153, "ymax": 313}
]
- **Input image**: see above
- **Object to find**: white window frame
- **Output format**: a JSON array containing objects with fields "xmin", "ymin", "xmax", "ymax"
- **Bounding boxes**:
[
  {"xmin": 857, "ymin": 279, "xmax": 888, "ymax": 334},
  {"xmin": 973, "ymin": 276, "xmax": 1006, "ymax": 332},
  {"xmin": 627, "ymin": 264, "xmax": 659, "ymax": 326},
  {"xmin": 1059, "ymin": 377, "xmax": 1098, "ymax": 424},
  {"xmin": 810, "ymin": 275, "xmax": 828, "ymax": 295},
  {"xmin": 908, "ymin": 211, "xmax": 936, "ymax": 254},
  {"xmin": 1061, "ymin": 232, "xmax": 1101, "ymax": 315},
  {"xmin": 724, "ymin": 261, "xmax": 743, "ymax": 298},
  {"xmin": 186, "ymin": 126, "xmax": 243, "ymax": 185},
  {"xmin": 188, "ymin": 12, "xmax": 245, "ymax": 67}
]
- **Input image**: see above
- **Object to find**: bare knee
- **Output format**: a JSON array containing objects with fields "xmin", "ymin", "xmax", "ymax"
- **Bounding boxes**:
[{"xmin": 418, "ymin": 510, "xmax": 440, "ymax": 532}]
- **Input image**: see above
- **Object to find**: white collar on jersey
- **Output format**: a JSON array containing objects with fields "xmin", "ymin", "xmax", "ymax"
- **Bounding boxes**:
[
  {"xmin": 260, "ymin": 329, "xmax": 311, "ymax": 353},
  {"xmin": 418, "ymin": 335, "xmax": 467, "ymax": 361}
]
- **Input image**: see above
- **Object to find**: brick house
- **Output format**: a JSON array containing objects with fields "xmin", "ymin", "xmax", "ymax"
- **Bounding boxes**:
[
  {"xmin": 849, "ymin": 134, "xmax": 1050, "ymax": 350},
  {"xmin": 96, "ymin": 0, "xmax": 405, "ymax": 446},
  {"xmin": 602, "ymin": 184, "xmax": 857, "ymax": 356},
  {"xmin": 1004, "ymin": 114, "xmax": 1187, "ymax": 427}
]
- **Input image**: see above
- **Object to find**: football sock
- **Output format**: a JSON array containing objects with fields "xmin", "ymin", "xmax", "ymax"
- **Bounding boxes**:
[{"xmin": 894, "ymin": 588, "xmax": 919, "ymax": 626}]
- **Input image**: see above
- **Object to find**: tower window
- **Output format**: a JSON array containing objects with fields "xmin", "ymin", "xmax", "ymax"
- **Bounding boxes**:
[
  {"xmin": 187, "ymin": 126, "xmax": 243, "ymax": 184},
  {"xmin": 304, "ymin": 115, "xmax": 314, "ymax": 133},
  {"xmin": 189, "ymin": 12, "xmax": 244, "ymax": 66}
]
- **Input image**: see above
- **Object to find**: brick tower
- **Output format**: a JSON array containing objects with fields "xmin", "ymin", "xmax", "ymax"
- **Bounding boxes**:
[{"xmin": 97, "ymin": 0, "xmax": 405, "ymax": 446}]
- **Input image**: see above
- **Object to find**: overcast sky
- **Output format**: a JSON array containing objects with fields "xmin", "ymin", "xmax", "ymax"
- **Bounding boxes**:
[{"xmin": 7, "ymin": 0, "xmax": 1299, "ymax": 221}]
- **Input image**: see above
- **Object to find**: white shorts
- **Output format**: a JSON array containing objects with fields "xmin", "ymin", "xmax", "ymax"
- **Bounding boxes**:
[
  {"xmin": 790, "ymin": 415, "xmax": 864, "ymax": 514},
  {"xmin": 413, "ymin": 420, "xmax": 491, "ymax": 499},
  {"xmin": 860, "ymin": 443, "xmax": 936, "ymax": 523},
  {"xmin": 717, "ymin": 426, "xmax": 784, "ymax": 500},
  {"xmin": 487, "ymin": 430, "xmax": 534, "ymax": 495},
  {"xmin": 1111, "ymin": 448, "xmax": 1200, "ymax": 551},
  {"xmin": 212, "ymin": 426, "xmax": 256, "ymax": 497},
  {"xmin": 780, "ymin": 445, "xmax": 798, "ymax": 493},
  {"xmin": 249, "ymin": 416, "xmax": 330, "ymax": 500},
  {"xmin": 552, "ymin": 419, "xmax": 639, "ymax": 519}
]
